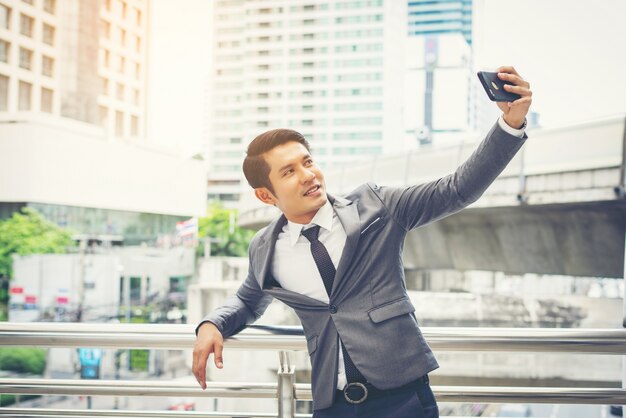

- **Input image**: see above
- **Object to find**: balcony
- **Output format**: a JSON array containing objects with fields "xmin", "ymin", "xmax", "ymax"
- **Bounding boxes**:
[{"xmin": 1, "ymin": 322, "xmax": 626, "ymax": 417}]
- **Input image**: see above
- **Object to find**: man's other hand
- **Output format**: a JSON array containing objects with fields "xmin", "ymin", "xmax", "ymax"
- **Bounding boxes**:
[
  {"xmin": 496, "ymin": 66, "xmax": 532, "ymax": 129},
  {"xmin": 192, "ymin": 322, "xmax": 224, "ymax": 390}
]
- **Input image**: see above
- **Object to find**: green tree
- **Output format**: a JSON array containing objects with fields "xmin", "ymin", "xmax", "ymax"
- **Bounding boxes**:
[
  {"xmin": 0, "ymin": 207, "xmax": 75, "ymax": 320},
  {"xmin": 198, "ymin": 203, "xmax": 254, "ymax": 257},
  {"xmin": 0, "ymin": 347, "xmax": 46, "ymax": 374}
]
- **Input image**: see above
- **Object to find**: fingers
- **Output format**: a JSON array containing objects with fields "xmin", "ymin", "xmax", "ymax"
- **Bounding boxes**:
[
  {"xmin": 503, "ymin": 84, "xmax": 532, "ymax": 97},
  {"xmin": 214, "ymin": 341, "xmax": 224, "ymax": 369},
  {"xmin": 496, "ymin": 65, "xmax": 520, "ymax": 77},
  {"xmin": 192, "ymin": 347, "xmax": 208, "ymax": 390},
  {"xmin": 498, "ymin": 71, "xmax": 530, "ymax": 89},
  {"xmin": 508, "ymin": 96, "xmax": 532, "ymax": 107},
  {"xmin": 192, "ymin": 324, "xmax": 225, "ymax": 390}
]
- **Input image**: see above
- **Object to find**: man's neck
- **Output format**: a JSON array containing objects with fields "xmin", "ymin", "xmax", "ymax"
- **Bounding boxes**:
[{"xmin": 285, "ymin": 210, "xmax": 319, "ymax": 225}]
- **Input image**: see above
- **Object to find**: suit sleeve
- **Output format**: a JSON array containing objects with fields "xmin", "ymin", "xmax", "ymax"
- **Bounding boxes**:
[
  {"xmin": 195, "ymin": 235, "xmax": 274, "ymax": 338},
  {"xmin": 373, "ymin": 120, "xmax": 527, "ymax": 231}
]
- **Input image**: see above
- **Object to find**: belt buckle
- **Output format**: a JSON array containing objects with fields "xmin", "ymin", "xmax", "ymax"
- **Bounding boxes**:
[{"xmin": 343, "ymin": 382, "xmax": 368, "ymax": 404}]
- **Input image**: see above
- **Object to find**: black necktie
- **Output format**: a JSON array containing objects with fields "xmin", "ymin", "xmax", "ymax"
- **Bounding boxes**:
[{"xmin": 301, "ymin": 225, "xmax": 366, "ymax": 385}]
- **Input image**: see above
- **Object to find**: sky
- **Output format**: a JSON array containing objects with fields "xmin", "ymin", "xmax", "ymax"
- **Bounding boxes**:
[
  {"xmin": 146, "ymin": 0, "xmax": 212, "ymax": 157},
  {"xmin": 146, "ymin": 0, "xmax": 626, "ymax": 155},
  {"xmin": 474, "ymin": 0, "xmax": 626, "ymax": 127}
]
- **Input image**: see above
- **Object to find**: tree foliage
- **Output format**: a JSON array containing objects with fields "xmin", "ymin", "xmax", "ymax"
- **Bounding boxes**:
[
  {"xmin": 0, "ymin": 347, "xmax": 46, "ymax": 374},
  {"xmin": 0, "ymin": 207, "xmax": 75, "ymax": 279},
  {"xmin": 198, "ymin": 203, "xmax": 254, "ymax": 257}
]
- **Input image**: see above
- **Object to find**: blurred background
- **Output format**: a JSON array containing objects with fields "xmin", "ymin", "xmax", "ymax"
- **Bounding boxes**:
[{"xmin": 0, "ymin": 0, "xmax": 625, "ymax": 416}]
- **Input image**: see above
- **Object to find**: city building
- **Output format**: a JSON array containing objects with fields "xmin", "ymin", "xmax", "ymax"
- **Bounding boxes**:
[
  {"xmin": 0, "ymin": 0, "xmax": 148, "ymax": 139},
  {"xmin": 0, "ymin": 0, "xmax": 206, "ymax": 244},
  {"xmin": 404, "ymin": 0, "xmax": 476, "ymax": 146},
  {"xmin": 208, "ymin": 0, "xmax": 407, "ymax": 205},
  {"xmin": 407, "ymin": 0, "xmax": 472, "ymax": 45}
]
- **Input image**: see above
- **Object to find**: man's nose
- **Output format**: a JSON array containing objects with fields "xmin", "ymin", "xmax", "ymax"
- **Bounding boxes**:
[{"xmin": 300, "ymin": 168, "xmax": 315, "ymax": 183}]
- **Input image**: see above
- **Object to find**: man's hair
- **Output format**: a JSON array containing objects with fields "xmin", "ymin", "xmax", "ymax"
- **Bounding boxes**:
[{"xmin": 243, "ymin": 129, "xmax": 311, "ymax": 194}]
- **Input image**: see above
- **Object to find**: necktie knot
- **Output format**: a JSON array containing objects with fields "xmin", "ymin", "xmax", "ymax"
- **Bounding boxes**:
[{"xmin": 301, "ymin": 224, "xmax": 321, "ymax": 243}]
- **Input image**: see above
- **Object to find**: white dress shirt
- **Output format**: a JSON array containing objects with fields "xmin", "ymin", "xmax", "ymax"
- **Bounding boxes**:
[
  {"xmin": 270, "ymin": 117, "xmax": 524, "ymax": 389},
  {"xmin": 271, "ymin": 200, "xmax": 349, "ymax": 389}
]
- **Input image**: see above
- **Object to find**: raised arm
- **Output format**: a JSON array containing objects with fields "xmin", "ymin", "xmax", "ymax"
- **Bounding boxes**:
[{"xmin": 373, "ymin": 66, "xmax": 532, "ymax": 231}]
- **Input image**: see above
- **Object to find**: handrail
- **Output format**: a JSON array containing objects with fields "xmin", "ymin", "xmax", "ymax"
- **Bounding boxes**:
[
  {"xmin": 0, "ymin": 408, "xmax": 281, "ymax": 418},
  {"xmin": 0, "ymin": 379, "xmax": 277, "ymax": 398},
  {"xmin": 1, "ymin": 378, "xmax": 626, "ymax": 405},
  {"xmin": 1, "ymin": 322, "xmax": 626, "ymax": 354},
  {"xmin": 2, "ymin": 322, "xmax": 626, "ymax": 417},
  {"xmin": 0, "ymin": 379, "xmax": 626, "ymax": 404}
]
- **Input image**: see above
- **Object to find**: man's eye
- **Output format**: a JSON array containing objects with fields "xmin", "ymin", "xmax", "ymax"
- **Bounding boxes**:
[{"xmin": 305, "ymin": 159, "xmax": 313, "ymax": 165}]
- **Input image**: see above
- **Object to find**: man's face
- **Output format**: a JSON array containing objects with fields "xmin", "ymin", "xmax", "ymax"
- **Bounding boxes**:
[{"xmin": 258, "ymin": 141, "xmax": 327, "ymax": 224}]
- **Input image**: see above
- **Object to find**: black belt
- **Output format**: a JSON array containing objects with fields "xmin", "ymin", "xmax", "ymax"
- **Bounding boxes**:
[{"xmin": 338, "ymin": 374, "xmax": 430, "ymax": 404}]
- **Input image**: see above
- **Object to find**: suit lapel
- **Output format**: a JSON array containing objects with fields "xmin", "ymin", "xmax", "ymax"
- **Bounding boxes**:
[
  {"xmin": 254, "ymin": 194, "xmax": 361, "ymax": 299},
  {"xmin": 254, "ymin": 214, "xmax": 327, "ymax": 308},
  {"xmin": 254, "ymin": 215, "xmax": 286, "ymax": 290},
  {"xmin": 329, "ymin": 194, "xmax": 360, "ymax": 295}
]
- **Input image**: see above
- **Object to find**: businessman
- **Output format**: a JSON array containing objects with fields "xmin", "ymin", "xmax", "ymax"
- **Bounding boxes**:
[{"xmin": 193, "ymin": 66, "xmax": 532, "ymax": 417}]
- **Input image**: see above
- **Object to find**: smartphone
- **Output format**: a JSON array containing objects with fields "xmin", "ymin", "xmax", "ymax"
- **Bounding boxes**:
[{"xmin": 477, "ymin": 71, "xmax": 521, "ymax": 102}]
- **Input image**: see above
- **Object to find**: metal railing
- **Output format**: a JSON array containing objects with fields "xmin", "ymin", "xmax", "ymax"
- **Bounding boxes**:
[{"xmin": 1, "ymin": 322, "xmax": 626, "ymax": 417}]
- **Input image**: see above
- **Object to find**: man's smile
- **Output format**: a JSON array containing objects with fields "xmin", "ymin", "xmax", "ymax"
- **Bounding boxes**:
[{"xmin": 304, "ymin": 184, "xmax": 322, "ymax": 197}]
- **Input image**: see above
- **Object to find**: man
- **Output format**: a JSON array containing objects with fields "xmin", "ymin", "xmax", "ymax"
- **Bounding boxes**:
[{"xmin": 193, "ymin": 66, "xmax": 532, "ymax": 417}]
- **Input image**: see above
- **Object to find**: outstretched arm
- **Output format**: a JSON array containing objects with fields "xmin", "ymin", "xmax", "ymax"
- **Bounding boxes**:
[{"xmin": 374, "ymin": 66, "xmax": 532, "ymax": 231}]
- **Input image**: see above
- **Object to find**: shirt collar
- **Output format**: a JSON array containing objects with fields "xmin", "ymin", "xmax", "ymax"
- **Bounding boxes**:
[{"xmin": 287, "ymin": 200, "xmax": 334, "ymax": 246}]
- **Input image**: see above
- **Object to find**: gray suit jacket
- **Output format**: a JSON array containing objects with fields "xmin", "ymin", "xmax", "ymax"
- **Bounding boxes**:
[{"xmin": 198, "ymin": 122, "xmax": 527, "ymax": 410}]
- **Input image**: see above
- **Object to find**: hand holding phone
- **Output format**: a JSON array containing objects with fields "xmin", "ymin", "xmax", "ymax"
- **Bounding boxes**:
[{"xmin": 477, "ymin": 71, "xmax": 521, "ymax": 102}]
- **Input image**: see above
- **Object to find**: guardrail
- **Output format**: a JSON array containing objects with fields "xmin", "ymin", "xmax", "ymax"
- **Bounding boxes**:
[{"xmin": 1, "ymin": 323, "xmax": 626, "ymax": 417}]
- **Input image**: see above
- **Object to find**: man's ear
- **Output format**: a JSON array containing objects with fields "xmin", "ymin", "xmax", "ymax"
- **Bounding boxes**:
[{"xmin": 254, "ymin": 187, "xmax": 276, "ymax": 206}]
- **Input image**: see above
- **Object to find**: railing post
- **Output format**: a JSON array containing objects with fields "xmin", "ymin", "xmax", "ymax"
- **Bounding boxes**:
[{"xmin": 277, "ymin": 350, "xmax": 295, "ymax": 418}]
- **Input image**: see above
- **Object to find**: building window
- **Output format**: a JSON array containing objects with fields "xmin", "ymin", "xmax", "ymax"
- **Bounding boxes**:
[
  {"xmin": 119, "ymin": 28, "xmax": 125, "ymax": 46},
  {"xmin": 135, "ymin": 9, "xmax": 141, "ymax": 26},
  {"xmin": 19, "ymin": 47, "xmax": 33, "ymax": 70},
  {"xmin": 20, "ymin": 14, "xmax": 34, "ymax": 37},
  {"xmin": 0, "ymin": 74, "xmax": 8, "ymax": 111},
  {"xmin": 100, "ymin": 48, "xmax": 110, "ymax": 67},
  {"xmin": 121, "ymin": 2, "xmax": 127, "ymax": 19},
  {"xmin": 18, "ymin": 81, "xmax": 32, "ymax": 110},
  {"xmin": 41, "ymin": 87, "xmax": 53, "ymax": 113},
  {"xmin": 115, "ymin": 110, "xmax": 124, "ymax": 136},
  {"xmin": 133, "ymin": 88, "xmax": 139, "ymax": 105},
  {"xmin": 43, "ymin": 0, "xmax": 56, "ymax": 14},
  {"xmin": 0, "ymin": 39, "xmax": 9, "ymax": 63},
  {"xmin": 99, "ymin": 105, "xmax": 108, "ymax": 126},
  {"xmin": 134, "ymin": 35, "xmax": 140, "ymax": 53},
  {"xmin": 42, "ymin": 55, "xmax": 54, "ymax": 77},
  {"xmin": 130, "ymin": 115, "xmax": 138, "ymax": 136},
  {"xmin": 42, "ymin": 23, "xmax": 55, "ymax": 46},
  {"xmin": 0, "ymin": 4, "xmax": 10, "ymax": 30},
  {"xmin": 100, "ymin": 20, "xmax": 110, "ymax": 39},
  {"xmin": 118, "ymin": 56, "xmax": 125, "ymax": 73},
  {"xmin": 101, "ymin": 77, "xmax": 109, "ymax": 95},
  {"xmin": 134, "ymin": 62, "xmax": 140, "ymax": 80},
  {"xmin": 116, "ymin": 82, "xmax": 124, "ymax": 101},
  {"xmin": 104, "ymin": 0, "xmax": 111, "ymax": 11},
  {"xmin": 22, "ymin": 0, "xmax": 34, "ymax": 5}
]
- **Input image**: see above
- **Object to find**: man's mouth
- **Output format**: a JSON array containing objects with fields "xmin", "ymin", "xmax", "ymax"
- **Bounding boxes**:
[{"xmin": 303, "ymin": 185, "xmax": 321, "ymax": 196}]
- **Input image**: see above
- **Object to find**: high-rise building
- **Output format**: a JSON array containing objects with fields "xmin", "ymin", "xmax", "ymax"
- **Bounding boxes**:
[
  {"xmin": 404, "ymin": 0, "xmax": 475, "ymax": 147},
  {"xmin": 96, "ymin": 0, "xmax": 147, "ymax": 140},
  {"xmin": 0, "ymin": 0, "xmax": 148, "ymax": 140},
  {"xmin": 1, "ymin": 0, "xmax": 61, "ymax": 115},
  {"xmin": 208, "ymin": 0, "xmax": 407, "ymax": 205},
  {"xmin": 407, "ymin": 0, "xmax": 472, "ymax": 45},
  {"xmin": 0, "ymin": 0, "xmax": 206, "ymax": 244}
]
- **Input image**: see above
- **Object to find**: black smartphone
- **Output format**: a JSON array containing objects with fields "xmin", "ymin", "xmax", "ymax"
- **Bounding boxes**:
[{"xmin": 477, "ymin": 71, "xmax": 521, "ymax": 102}]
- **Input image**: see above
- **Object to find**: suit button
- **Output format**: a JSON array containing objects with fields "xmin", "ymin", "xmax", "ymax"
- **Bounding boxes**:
[{"xmin": 329, "ymin": 305, "xmax": 338, "ymax": 314}]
